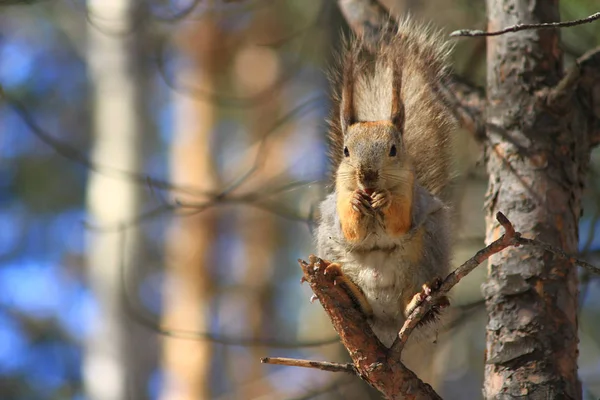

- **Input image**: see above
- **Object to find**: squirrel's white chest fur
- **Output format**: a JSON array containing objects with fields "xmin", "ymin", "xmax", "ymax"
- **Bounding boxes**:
[{"xmin": 341, "ymin": 228, "xmax": 420, "ymax": 323}]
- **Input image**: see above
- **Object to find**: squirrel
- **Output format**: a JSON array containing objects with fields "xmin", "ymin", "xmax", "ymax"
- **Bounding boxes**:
[{"xmin": 315, "ymin": 18, "xmax": 456, "ymax": 348}]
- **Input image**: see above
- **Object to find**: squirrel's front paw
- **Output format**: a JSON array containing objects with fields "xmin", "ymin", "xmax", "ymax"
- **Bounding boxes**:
[
  {"xmin": 371, "ymin": 189, "xmax": 391, "ymax": 211},
  {"xmin": 351, "ymin": 190, "xmax": 375, "ymax": 217}
]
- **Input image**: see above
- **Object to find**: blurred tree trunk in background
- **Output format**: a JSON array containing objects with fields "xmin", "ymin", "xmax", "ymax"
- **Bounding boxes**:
[
  {"xmin": 84, "ymin": 1, "xmax": 155, "ymax": 399},
  {"xmin": 483, "ymin": 0, "xmax": 588, "ymax": 398},
  {"xmin": 229, "ymin": 17, "xmax": 284, "ymax": 398},
  {"xmin": 159, "ymin": 18, "xmax": 223, "ymax": 400}
]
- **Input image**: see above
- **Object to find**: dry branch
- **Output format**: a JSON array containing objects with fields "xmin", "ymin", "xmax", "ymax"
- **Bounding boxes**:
[
  {"xmin": 390, "ymin": 212, "xmax": 519, "ymax": 354},
  {"xmin": 260, "ymin": 357, "xmax": 355, "ymax": 374},
  {"xmin": 547, "ymin": 46, "xmax": 600, "ymax": 149},
  {"xmin": 450, "ymin": 11, "xmax": 600, "ymax": 37},
  {"xmin": 295, "ymin": 257, "xmax": 442, "ymax": 400},
  {"xmin": 516, "ymin": 237, "xmax": 600, "ymax": 276},
  {"xmin": 547, "ymin": 46, "xmax": 600, "ymax": 112},
  {"xmin": 264, "ymin": 212, "xmax": 523, "ymax": 399},
  {"xmin": 262, "ymin": 207, "xmax": 600, "ymax": 398}
]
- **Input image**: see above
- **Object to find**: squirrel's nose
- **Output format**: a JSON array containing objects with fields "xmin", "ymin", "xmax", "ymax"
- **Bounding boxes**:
[{"xmin": 360, "ymin": 169, "xmax": 379, "ymax": 185}]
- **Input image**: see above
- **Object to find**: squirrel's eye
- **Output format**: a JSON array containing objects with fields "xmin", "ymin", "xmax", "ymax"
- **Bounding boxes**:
[
  {"xmin": 344, "ymin": 147, "xmax": 350, "ymax": 157},
  {"xmin": 389, "ymin": 145, "xmax": 397, "ymax": 157}
]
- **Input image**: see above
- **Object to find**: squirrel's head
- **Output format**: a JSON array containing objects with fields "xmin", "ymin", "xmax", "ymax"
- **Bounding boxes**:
[
  {"xmin": 335, "ymin": 58, "xmax": 412, "ymax": 194},
  {"xmin": 336, "ymin": 121, "xmax": 412, "ymax": 193}
]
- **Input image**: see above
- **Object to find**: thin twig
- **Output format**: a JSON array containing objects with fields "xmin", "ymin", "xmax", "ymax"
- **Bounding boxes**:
[
  {"xmin": 391, "ymin": 212, "xmax": 600, "ymax": 355},
  {"xmin": 390, "ymin": 212, "xmax": 520, "ymax": 354},
  {"xmin": 450, "ymin": 11, "xmax": 600, "ymax": 37},
  {"xmin": 261, "ymin": 357, "xmax": 356, "ymax": 374},
  {"xmin": 517, "ymin": 237, "xmax": 600, "ymax": 275}
]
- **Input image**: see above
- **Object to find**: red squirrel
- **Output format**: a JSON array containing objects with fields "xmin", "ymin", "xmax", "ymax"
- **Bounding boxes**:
[{"xmin": 316, "ymin": 18, "xmax": 456, "ymax": 347}]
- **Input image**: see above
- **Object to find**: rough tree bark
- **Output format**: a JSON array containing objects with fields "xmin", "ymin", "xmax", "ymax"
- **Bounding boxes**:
[{"xmin": 483, "ymin": 1, "xmax": 595, "ymax": 398}]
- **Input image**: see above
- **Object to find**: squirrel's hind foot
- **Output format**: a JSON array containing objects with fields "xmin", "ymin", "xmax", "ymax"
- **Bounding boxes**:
[
  {"xmin": 404, "ymin": 278, "xmax": 450, "ymax": 327},
  {"xmin": 325, "ymin": 262, "xmax": 374, "ymax": 318}
]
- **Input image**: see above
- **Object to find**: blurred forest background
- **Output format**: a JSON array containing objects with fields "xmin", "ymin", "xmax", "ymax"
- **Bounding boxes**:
[{"xmin": 1, "ymin": 0, "xmax": 599, "ymax": 399}]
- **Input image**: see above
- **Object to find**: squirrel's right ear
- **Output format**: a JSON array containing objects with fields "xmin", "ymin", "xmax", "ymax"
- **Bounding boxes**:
[
  {"xmin": 390, "ymin": 63, "xmax": 405, "ymax": 135},
  {"xmin": 340, "ymin": 54, "xmax": 355, "ymax": 135}
]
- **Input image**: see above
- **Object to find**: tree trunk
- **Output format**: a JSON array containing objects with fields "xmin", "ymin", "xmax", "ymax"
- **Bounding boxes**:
[
  {"xmin": 84, "ymin": 1, "xmax": 154, "ymax": 399},
  {"xmin": 232, "ymin": 42, "xmax": 283, "ymax": 399},
  {"xmin": 483, "ymin": 1, "xmax": 586, "ymax": 398},
  {"xmin": 159, "ymin": 19, "xmax": 223, "ymax": 400}
]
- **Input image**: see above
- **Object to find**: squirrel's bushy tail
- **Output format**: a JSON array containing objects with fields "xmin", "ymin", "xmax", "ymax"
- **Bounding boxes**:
[{"xmin": 327, "ymin": 17, "xmax": 456, "ymax": 197}]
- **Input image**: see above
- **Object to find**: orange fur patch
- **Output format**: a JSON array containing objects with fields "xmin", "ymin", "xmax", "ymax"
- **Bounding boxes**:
[
  {"xmin": 384, "ymin": 196, "xmax": 412, "ymax": 236},
  {"xmin": 337, "ymin": 194, "xmax": 367, "ymax": 242},
  {"xmin": 405, "ymin": 227, "xmax": 424, "ymax": 265},
  {"xmin": 383, "ymin": 172, "xmax": 414, "ymax": 237}
]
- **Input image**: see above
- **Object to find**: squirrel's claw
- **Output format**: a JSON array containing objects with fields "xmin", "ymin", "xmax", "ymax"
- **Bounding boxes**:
[
  {"xmin": 371, "ymin": 189, "xmax": 391, "ymax": 211},
  {"xmin": 352, "ymin": 190, "xmax": 375, "ymax": 216},
  {"xmin": 404, "ymin": 277, "xmax": 449, "ymax": 320}
]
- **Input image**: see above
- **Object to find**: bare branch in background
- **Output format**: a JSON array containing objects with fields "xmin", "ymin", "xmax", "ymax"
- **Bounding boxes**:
[
  {"xmin": 439, "ymin": 74, "xmax": 486, "ymax": 141},
  {"xmin": 261, "ymin": 357, "xmax": 356, "ymax": 374},
  {"xmin": 516, "ymin": 237, "xmax": 600, "ymax": 276},
  {"xmin": 450, "ymin": 11, "xmax": 600, "ymax": 37},
  {"xmin": 548, "ymin": 46, "xmax": 600, "ymax": 108},
  {"xmin": 114, "ymin": 222, "xmax": 340, "ymax": 350},
  {"xmin": 0, "ymin": 86, "xmax": 323, "ymax": 227},
  {"xmin": 152, "ymin": 1, "xmax": 327, "ymax": 109},
  {"xmin": 545, "ymin": 46, "xmax": 600, "ymax": 149}
]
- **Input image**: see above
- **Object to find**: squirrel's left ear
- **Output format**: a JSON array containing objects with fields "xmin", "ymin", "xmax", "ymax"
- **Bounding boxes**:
[
  {"xmin": 340, "ymin": 53, "xmax": 356, "ymax": 136},
  {"xmin": 390, "ymin": 64, "xmax": 405, "ymax": 135}
]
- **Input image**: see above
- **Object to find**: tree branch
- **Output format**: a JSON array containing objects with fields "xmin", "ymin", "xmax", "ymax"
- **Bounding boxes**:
[
  {"xmin": 389, "ymin": 212, "xmax": 519, "ymax": 354},
  {"xmin": 263, "ymin": 212, "xmax": 518, "ymax": 399},
  {"xmin": 539, "ymin": 45, "xmax": 600, "ymax": 151},
  {"xmin": 260, "ymin": 357, "xmax": 356, "ymax": 374},
  {"xmin": 516, "ymin": 237, "xmax": 600, "ymax": 276},
  {"xmin": 547, "ymin": 46, "xmax": 600, "ymax": 111},
  {"xmin": 450, "ymin": 11, "xmax": 600, "ymax": 37},
  {"xmin": 440, "ymin": 74, "xmax": 486, "ymax": 141},
  {"xmin": 294, "ymin": 256, "xmax": 442, "ymax": 399},
  {"xmin": 263, "ymin": 208, "xmax": 600, "ymax": 397}
]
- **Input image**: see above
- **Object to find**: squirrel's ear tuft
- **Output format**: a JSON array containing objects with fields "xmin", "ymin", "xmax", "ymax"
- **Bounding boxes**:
[
  {"xmin": 390, "ymin": 64, "xmax": 405, "ymax": 135},
  {"xmin": 340, "ymin": 53, "xmax": 356, "ymax": 135}
]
